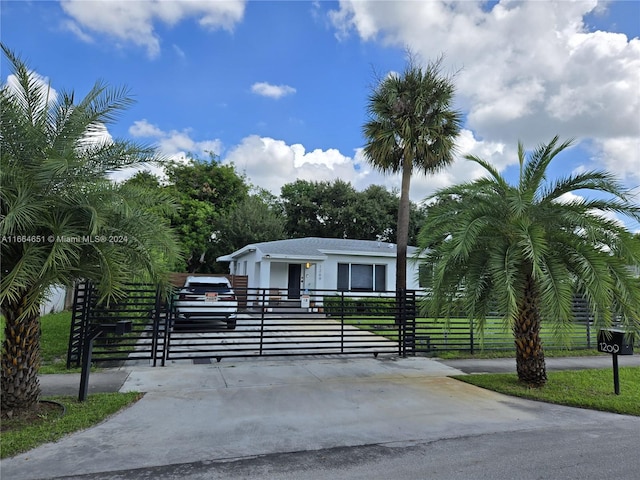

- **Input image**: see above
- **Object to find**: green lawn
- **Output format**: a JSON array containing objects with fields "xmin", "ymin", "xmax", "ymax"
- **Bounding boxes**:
[
  {"xmin": 39, "ymin": 311, "xmax": 80, "ymax": 373},
  {"xmin": 1, "ymin": 392, "xmax": 142, "ymax": 459},
  {"xmin": 342, "ymin": 314, "xmax": 595, "ymax": 353},
  {"xmin": 1, "ymin": 310, "xmax": 141, "ymax": 459},
  {"xmin": 455, "ymin": 367, "xmax": 640, "ymax": 416}
]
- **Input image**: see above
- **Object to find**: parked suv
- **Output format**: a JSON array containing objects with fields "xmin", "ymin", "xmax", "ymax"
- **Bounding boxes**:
[{"xmin": 174, "ymin": 276, "xmax": 238, "ymax": 330}]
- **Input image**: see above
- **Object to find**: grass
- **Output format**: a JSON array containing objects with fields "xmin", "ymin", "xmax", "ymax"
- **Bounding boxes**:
[
  {"xmin": 342, "ymin": 314, "xmax": 597, "ymax": 353},
  {"xmin": 455, "ymin": 367, "xmax": 640, "ymax": 416},
  {"xmin": 1, "ymin": 310, "xmax": 141, "ymax": 459},
  {"xmin": 1, "ymin": 392, "xmax": 142, "ymax": 459},
  {"xmin": 39, "ymin": 311, "xmax": 82, "ymax": 374}
]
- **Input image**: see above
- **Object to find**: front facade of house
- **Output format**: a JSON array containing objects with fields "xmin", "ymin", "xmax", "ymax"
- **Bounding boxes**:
[{"xmin": 217, "ymin": 237, "xmax": 422, "ymax": 298}]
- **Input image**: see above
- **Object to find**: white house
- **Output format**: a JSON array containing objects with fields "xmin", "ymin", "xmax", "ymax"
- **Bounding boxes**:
[
  {"xmin": 40, "ymin": 285, "xmax": 68, "ymax": 316},
  {"xmin": 217, "ymin": 237, "xmax": 423, "ymax": 298}
]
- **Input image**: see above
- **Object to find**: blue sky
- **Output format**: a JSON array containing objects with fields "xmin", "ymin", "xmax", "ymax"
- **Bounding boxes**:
[{"xmin": 2, "ymin": 1, "xmax": 639, "ymax": 232}]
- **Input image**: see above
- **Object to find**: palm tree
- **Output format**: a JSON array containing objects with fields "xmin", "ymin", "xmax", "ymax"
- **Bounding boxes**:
[
  {"xmin": 362, "ymin": 55, "xmax": 462, "ymax": 300},
  {"xmin": 417, "ymin": 137, "xmax": 640, "ymax": 386},
  {"xmin": 0, "ymin": 45, "xmax": 181, "ymax": 412}
]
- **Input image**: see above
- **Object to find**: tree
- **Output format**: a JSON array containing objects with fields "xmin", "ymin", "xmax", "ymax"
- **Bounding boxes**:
[
  {"xmin": 0, "ymin": 45, "xmax": 181, "ymax": 412},
  {"xmin": 280, "ymin": 179, "xmax": 426, "ymax": 243},
  {"xmin": 417, "ymin": 137, "xmax": 640, "ymax": 386},
  {"xmin": 215, "ymin": 193, "xmax": 286, "ymax": 255},
  {"xmin": 280, "ymin": 179, "xmax": 357, "ymax": 239},
  {"xmin": 164, "ymin": 155, "xmax": 249, "ymax": 272},
  {"xmin": 362, "ymin": 55, "xmax": 462, "ymax": 296}
]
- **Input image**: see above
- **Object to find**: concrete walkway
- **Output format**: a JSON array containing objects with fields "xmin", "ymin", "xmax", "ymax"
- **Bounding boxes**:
[
  {"xmin": 3, "ymin": 355, "xmax": 639, "ymax": 480},
  {"xmin": 439, "ymin": 352, "xmax": 640, "ymax": 373}
]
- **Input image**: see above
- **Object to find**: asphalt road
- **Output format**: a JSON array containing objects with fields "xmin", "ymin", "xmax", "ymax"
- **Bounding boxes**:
[{"xmin": 32, "ymin": 418, "xmax": 640, "ymax": 480}]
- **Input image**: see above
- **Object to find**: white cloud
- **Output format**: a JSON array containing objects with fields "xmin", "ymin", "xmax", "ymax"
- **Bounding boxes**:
[
  {"xmin": 222, "ymin": 130, "xmax": 509, "ymax": 202},
  {"xmin": 592, "ymin": 136, "xmax": 640, "ymax": 182},
  {"xmin": 129, "ymin": 119, "xmax": 164, "ymax": 138},
  {"xmin": 129, "ymin": 119, "xmax": 222, "ymax": 159},
  {"xmin": 328, "ymin": 0, "xmax": 640, "ymax": 185},
  {"xmin": 120, "ymin": 121, "xmax": 536, "ymax": 213},
  {"xmin": 113, "ymin": 120, "xmax": 224, "ymax": 183},
  {"xmin": 6, "ymin": 71, "xmax": 57, "ymax": 109},
  {"xmin": 366, "ymin": 129, "xmax": 513, "ymax": 203},
  {"xmin": 251, "ymin": 82, "xmax": 297, "ymax": 99},
  {"xmin": 60, "ymin": 0, "xmax": 246, "ymax": 58},
  {"xmin": 223, "ymin": 135, "xmax": 356, "ymax": 193}
]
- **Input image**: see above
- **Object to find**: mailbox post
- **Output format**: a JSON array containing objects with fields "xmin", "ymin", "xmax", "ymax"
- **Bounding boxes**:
[
  {"xmin": 597, "ymin": 329, "xmax": 634, "ymax": 395},
  {"xmin": 79, "ymin": 320, "xmax": 132, "ymax": 401}
]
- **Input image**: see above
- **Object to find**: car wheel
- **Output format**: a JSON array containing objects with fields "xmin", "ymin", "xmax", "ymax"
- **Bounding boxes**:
[{"xmin": 226, "ymin": 319, "xmax": 236, "ymax": 330}]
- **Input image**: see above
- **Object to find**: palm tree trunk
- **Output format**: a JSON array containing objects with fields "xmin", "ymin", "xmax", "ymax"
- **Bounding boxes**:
[
  {"xmin": 1, "ymin": 305, "xmax": 42, "ymax": 412},
  {"xmin": 396, "ymin": 157, "xmax": 412, "ymax": 293},
  {"xmin": 513, "ymin": 274, "xmax": 547, "ymax": 387},
  {"xmin": 395, "ymin": 158, "xmax": 412, "ymax": 325}
]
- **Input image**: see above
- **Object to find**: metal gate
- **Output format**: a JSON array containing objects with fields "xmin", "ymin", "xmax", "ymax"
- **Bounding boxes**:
[
  {"xmin": 68, "ymin": 282, "xmax": 416, "ymax": 366},
  {"xmin": 67, "ymin": 281, "xmax": 167, "ymax": 367},
  {"xmin": 162, "ymin": 288, "xmax": 415, "ymax": 363}
]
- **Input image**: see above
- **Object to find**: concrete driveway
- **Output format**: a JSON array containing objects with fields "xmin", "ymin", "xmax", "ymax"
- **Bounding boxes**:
[
  {"xmin": 3, "ymin": 355, "xmax": 639, "ymax": 480},
  {"xmin": 165, "ymin": 314, "xmax": 398, "ymax": 359}
]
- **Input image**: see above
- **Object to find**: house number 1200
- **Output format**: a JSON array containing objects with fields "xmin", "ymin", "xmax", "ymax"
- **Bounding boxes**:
[{"xmin": 599, "ymin": 343, "xmax": 620, "ymax": 353}]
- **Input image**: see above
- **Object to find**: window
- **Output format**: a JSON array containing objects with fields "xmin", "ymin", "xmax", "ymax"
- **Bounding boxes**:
[
  {"xmin": 337, "ymin": 263, "xmax": 386, "ymax": 291},
  {"xmin": 418, "ymin": 264, "xmax": 431, "ymax": 288}
]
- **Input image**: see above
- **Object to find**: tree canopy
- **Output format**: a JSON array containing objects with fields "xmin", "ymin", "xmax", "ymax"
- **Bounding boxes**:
[
  {"xmin": 417, "ymin": 137, "xmax": 640, "ymax": 386},
  {"xmin": 279, "ymin": 179, "xmax": 426, "ymax": 243},
  {"xmin": 163, "ymin": 155, "xmax": 249, "ymax": 272},
  {"xmin": 0, "ymin": 45, "xmax": 181, "ymax": 411}
]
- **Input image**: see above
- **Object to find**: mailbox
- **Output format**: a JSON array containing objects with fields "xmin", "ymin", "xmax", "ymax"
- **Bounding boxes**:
[
  {"xmin": 115, "ymin": 320, "xmax": 133, "ymax": 335},
  {"xmin": 598, "ymin": 329, "xmax": 634, "ymax": 355},
  {"xmin": 79, "ymin": 320, "xmax": 133, "ymax": 401}
]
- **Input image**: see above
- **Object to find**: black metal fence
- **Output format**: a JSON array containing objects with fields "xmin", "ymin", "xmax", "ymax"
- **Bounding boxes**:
[
  {"xmin": 162, "ymin": 288, "xmax": 415, "ymax": 363},
  {"xmin": 68, "ymin": 282, "xmax": 600, "ymax": 367},
  {"xmin": 412, "ymin": 296, "xmax": 597, "ymax": 354},
  {"xmin": 67, "ymin": 282, "xmax": 166, "ymax": 367}
]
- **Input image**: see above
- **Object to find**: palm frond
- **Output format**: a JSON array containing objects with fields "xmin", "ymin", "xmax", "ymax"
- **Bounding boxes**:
[{"xmin": 417, "ymin": 136, "xmax": 640, "ymax": 357}]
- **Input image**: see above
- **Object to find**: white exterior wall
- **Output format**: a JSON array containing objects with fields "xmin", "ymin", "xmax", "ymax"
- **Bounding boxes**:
[
  {"xmin": 40, "ymin": 285, "xmax": 67, "ymax": 316},
  {"xmin": 269, "ymin": 262, "xmax": 289, "ymax": 289},
  {"xmin": 223, "ymin": 250, "xmax": 421, "ymax": 291}
]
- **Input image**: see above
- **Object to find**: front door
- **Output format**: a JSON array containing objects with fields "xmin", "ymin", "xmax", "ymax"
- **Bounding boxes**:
[{"xmin": 288, "ymin": 264, "xmax": 301, "ymax": 299}]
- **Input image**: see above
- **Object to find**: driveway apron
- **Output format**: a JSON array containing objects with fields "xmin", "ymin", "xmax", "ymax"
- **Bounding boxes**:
[{"xmin": 3, "ymin": 356, "xmax": 638, "ymax": 480}]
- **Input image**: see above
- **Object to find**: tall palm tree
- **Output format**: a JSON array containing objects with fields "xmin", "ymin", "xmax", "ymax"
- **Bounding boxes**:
[
  {"xmin": 362, "ymin": 56, "xmax": 462, "ymax": 299},
  {"xmin": 0, "ymin": 45, "xmax": 181, "ymax": 412},
  {"xmin": 417, "ymin": 137, "xmax": 640, "ymax": 386}
]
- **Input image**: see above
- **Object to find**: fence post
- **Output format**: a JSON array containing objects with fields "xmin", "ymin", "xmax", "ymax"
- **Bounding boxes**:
[
  {"xmin": 340, "ymin": 290, "xmax": 345, "ymax": 353},
  {"xmin": 78, "ymin": 329, "xmax": 96, "ymax": 402},
  {"xmin": 67, "ymin": 281, "xmax": 87, "ymax": 369},
  {"xmin": 403, "ymin": 290, "xmax": 417, "ymax": 357},
  {"xmin": 259, "ymin": 288, "xmax": 266, "ymax": 355},
  {"xmin": 151, "ymin": 288, "xmax": 162, "ymax": 367},
  {"xmin": 470, "ymin": 318, "xmax": 475, "ymax": 355},
  {"xmin": 397, "ymin": 288, "xmax": 406, "ymax": 357},
  {"xmin": 162, "ymin": 300, "xmax": 171, "ymax": 366}
]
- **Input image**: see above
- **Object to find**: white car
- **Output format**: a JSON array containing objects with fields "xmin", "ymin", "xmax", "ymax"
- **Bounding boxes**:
[{"xmin": 174, "ymin": 276, "xmax": 238, "ymax": 329}]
